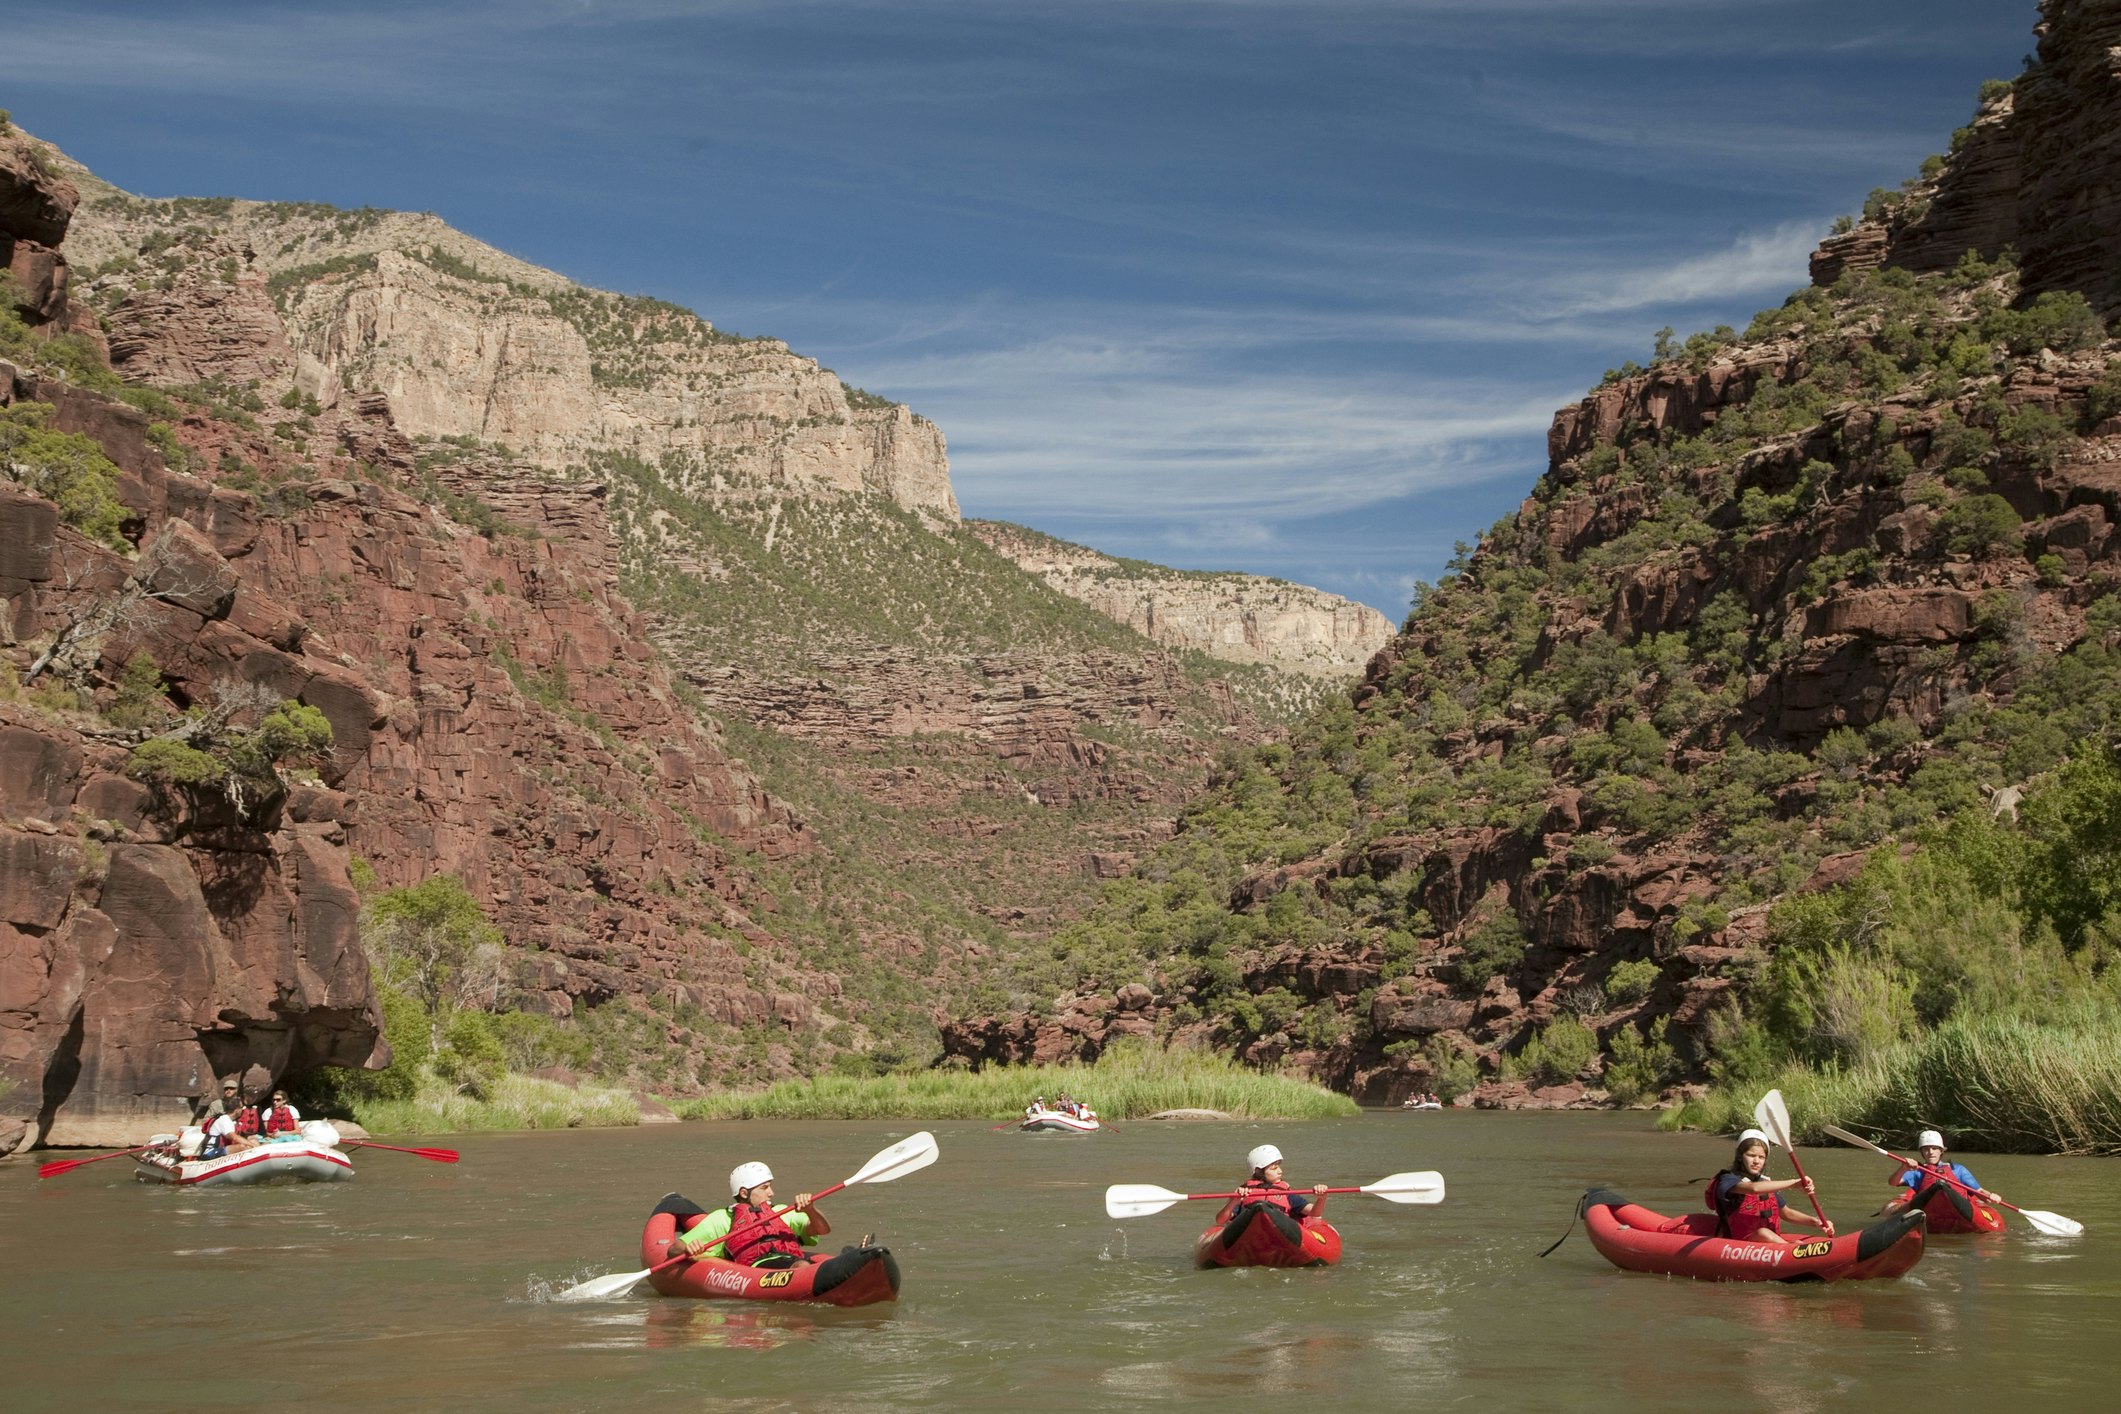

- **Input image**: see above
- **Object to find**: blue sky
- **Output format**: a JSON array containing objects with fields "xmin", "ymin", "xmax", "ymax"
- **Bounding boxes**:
[{"xmin": 6, "ymin": 1, "xmax": 2038, "ymax": 619}]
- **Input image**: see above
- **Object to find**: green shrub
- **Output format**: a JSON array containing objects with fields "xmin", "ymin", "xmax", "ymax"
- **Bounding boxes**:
[
  {"xmin": 0, "ymin": 402, "xmax": 129, "ymax": 548},
  {"xmin": 1996, "ymin": 404, "xmax": 2073, "ymax": 469},
  {"xmin": 1451, "ymin": 909, "xmax": 1527, "ymax": 987},
  {"xmin": 1938, "ymin": 493, "xmax": 2024, "ymax": 556},
  {"xmin": 1604, "ymin": 1019, "xmax": 1677, "ymax": 1104},
  {"xmin": 1605, "ymin": 957, "xmax": 1660, "ymax": 1006},
  {"xmin": 105, "ymin": 651, "xmax": 169, "ymax": 731},
  {"xmin": 1508, "ymin": 1016, "xmax": 1599, "ymax": 1085}
]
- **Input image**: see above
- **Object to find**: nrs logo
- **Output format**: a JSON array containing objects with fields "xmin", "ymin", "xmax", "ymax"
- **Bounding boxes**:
[{"xmin": 1790, "ymin": 1239, "xmax": 1835, "ymax": 1259}]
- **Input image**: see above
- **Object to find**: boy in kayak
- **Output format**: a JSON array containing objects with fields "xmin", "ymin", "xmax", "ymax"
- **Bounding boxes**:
[
  {"xmin": 1881, "ymin": 1129, "xmax": 2000, "ymax": 1216},
  {"xmin": 1218, "ymin": 1144, "xmax": 1329, "ymax": 1223},
  {"xmin": 1706, "ymin": 1129, "xmax": 1835, "ymax": 1244},
  {"xmin": 667, "ymin": 1161, "xmax": 832, "ymax": 1268}
]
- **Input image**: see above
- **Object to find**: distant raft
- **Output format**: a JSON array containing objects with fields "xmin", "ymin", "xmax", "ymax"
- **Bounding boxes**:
[
  {"xmin": 1194, "ymin": 1204, "xmax": 1343, "ymax": 1269},
  {"xmin": 642, "ymin": 1195, "xmax": 901, "ymax": 1307},
  {"xmin": 1580, "ymin": 1189, "xmax": 1926, "ymax": 1283},
  {"xmin": 135, "ymin": 1122, "xmax": 354, "ymax": 1187},
  {"xmin": 1019, "ymin": 1108, "xmax": 1101, "ymax": 1134}
]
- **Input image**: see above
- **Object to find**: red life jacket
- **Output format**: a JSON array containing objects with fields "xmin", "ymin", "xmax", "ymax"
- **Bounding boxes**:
[
  {"xmin": 263, "ymin": 1104, "xmax": 298, "ymax": 1135},
  {"xmin": 721, "ymin": 1201, "xmax": 807, "ymax": 1266},
  {"xmin": 1235, "ymin": 1179, "xmax": 1297, "ymax": 1215},
  {"xmin": 1705, "ymin": 1173, "xmax": 1782, "ymax": 1239},
  {"xmin": 232, "ymin": 1105, "xmax": 262, "ymax": 1137}
]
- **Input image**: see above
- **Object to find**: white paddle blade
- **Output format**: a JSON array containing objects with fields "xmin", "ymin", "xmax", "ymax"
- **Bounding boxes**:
[
  {"xmin": 2018, "ymin": 1209, "xmax": 2085, "ymax": 1237},
  {"xmin": 1106, "ymin": 1183, "xmax": 1187, "ymax": 1218},
  {"xmin": 1823, "ymin": 1123, "xmax": 1890, "ymax": 1156},
  {"xmin": 1360, "ymin": 1170, "xmax": 1446, "ymax": 1204},
  {"xmin": 1753, "ymin": 1089, "xmax": 1795, "ymax": 1150},
  {"xmin": 552, "ymin": 1267, "xmax": 651, "ymax": 1302},
  {"xmin": 847, "ymin": 1131, "xmax": 940, "ymax": 1187}
]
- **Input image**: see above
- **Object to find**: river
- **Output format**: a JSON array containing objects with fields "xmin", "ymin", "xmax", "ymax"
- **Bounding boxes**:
[{"xmin": 4, "ymin": 1112, "xmax": 2113, "ymax": 1411}]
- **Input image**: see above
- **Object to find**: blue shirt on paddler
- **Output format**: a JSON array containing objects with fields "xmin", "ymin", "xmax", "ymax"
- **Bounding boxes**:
[{"xmin": 1896, "ymin": 1161, "xmax": 1980, "ymax": 1192}]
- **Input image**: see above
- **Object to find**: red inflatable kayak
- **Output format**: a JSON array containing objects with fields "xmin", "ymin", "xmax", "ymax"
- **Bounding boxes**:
[
  {"xmin": 1581, "ymin": 1189, "xmax": 1926, "ymax": 1283},
  {"xmin": 1903, "ymin": 1180, "xmax": 2006, "ymax": 1234},
  {"xmin": 1194, "ymin": 1202, "xmax": 1343, "ymax": 1269},
  {"xmin": 642, "ymin": 1195, "xmax": 900, "ymax": 1306}
]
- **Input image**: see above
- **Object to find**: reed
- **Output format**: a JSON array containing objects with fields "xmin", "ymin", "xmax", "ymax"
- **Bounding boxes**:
[
  {"xmin": 350, "ymin": 1070, "xmax": 641, "ymax": 1134},
  {"xmin": 673, "ymin": 1044, "xmax": 1360, "ymax": 1122},
  {"xmin": 1663, "ymin": 1010, "xmax": 2121, "ymax": 1154}
]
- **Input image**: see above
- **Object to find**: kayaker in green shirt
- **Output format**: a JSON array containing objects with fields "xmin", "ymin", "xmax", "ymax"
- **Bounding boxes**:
[{"xmin": 669, "ymin": 1161, "xmax": 832, "ymax": 1268}]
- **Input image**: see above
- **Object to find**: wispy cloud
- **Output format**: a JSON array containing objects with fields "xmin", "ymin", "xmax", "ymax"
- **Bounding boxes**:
[{"xmin": 1541, "ymin": 220, "xmax": 1825, "ymax": 315}]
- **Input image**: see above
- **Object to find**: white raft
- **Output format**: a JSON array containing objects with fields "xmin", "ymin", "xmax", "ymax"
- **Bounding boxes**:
[
  {"xmin": 1019, "ymin": 1108, "xmax": 1101, "ymax": 1134},
  {"xmin": 135, "ymin": 1121, "xmax": 354, "ymax": 1187}
]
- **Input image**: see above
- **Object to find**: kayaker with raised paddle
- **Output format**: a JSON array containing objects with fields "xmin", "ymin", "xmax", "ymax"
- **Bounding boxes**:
[
  {"xmin": 1218, "ymin": 1144, "xmax": 1328, "ymax": 1224},
  {"xmin": 1881, "ymin": 1129, "xmax": 2000, "ymax": 1219},
  {"xmin": 666, "ymin": 1161, "xmax": 833, "ymax": 1268},
  {"xmin": 1705, "ymin": 1128, "xmax": 1834, "ymax": 1244}
]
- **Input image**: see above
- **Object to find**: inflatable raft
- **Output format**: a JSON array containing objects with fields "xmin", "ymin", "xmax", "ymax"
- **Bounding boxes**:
[
  {"xmin": 1581, "ymin": 1189, "xmax": 1925, "ymax": 1282},
  {"xmin": 1194, "ymin": 1203, "xmax": 1343, "ymax": 1269},
  {"xmin": 1903, "ymin": 1180, "xmax": 2006, "ymax": 1234},
  {"xmin": 1020, "ymin": 1109, "xmax": 1101, "ymax": 1134},
  {"xmin": 642, "ymin": 1195, "xmax": 900, "ymax": 1307},
  {"xmin": 135, "ymin": 1123, "xmax": 353, "ymax": 1187}
]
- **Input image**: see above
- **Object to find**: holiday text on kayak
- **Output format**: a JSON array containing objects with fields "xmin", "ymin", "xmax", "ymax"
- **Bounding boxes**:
[{"xmin": 1715, "ymin": 1243, "xmax": 1785, "ymax": 1265}]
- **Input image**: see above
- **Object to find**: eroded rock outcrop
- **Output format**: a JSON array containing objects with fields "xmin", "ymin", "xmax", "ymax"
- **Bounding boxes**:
[{"xmin": 969, "ymin": 521, "xmax": 1394, "ymax": 682}]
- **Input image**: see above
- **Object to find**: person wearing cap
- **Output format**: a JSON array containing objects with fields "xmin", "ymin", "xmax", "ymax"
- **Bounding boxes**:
[
  {"xmin": 1882, "ymin": 1130, "xmax": 1999, "ymax": 1215},
  {"xmin": 1704, "ymin": 1129, "xmax": 1835, "ymax": 1243},
  {"xmin": 1216, "ymin": 1144, "xmax": 1328, "ymax": 1224},
  {"xmin": 196, "ymin": 1082, "xmax": 263, "ymax": 1159},
  {"xmin": 666, "ymin": 1162, "xmax": 832, "ymax": 1267}
]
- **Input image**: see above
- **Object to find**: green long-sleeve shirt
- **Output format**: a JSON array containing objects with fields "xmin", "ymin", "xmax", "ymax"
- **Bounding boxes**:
[{"xmin": 674, "ymin": 1206, "xmax": 815, "ymax": 1260}]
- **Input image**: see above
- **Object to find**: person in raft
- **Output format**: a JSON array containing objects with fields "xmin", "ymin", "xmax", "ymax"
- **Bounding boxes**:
[
  {"xmin": 197, "ymin": 1082, "xmax": 263, "ymax": 1158},
  {"xmin": 667, "ymin": 1162, "xmax": 833, "ymax": 1268},
  {"xmin": 260, "ymin": 1089, "xmax": 301, "ymax": 1137},
  {"xmin": 1220, "ymin": 1144, "xmax": 1329, "ymax": 1223},
  {"xmin": 1706, "ymin": 1128, "xmax": 1835, "ymax": 1244},
  {"xmin": 1881, "ymin": 1129, "xmax": 2001, "ymax": 1214}
]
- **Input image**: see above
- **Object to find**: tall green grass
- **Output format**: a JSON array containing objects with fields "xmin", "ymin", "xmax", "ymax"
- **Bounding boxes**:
[
  {"xmin": 351, "ymin": 1070, "xmax": 641, "ymax": 1135},
  {"xmin": 1663, "ymin": 1008, "xmax": 2121, "ymax": 1154},
  {"xmin": 673, "ymin": 1045, "xmax": 1360, "ymax": 1121}
]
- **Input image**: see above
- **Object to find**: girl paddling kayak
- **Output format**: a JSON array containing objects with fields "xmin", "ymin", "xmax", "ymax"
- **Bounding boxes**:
[{"xmin": 1705, "ymin": 1128, "xmax": 1836, "ymax": 1244}]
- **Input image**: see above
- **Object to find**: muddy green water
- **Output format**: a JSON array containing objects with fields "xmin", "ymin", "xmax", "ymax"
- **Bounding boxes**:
[{"xmin": 4, "ymin": 1113, "xmax": 2115, "ymax": 1412}]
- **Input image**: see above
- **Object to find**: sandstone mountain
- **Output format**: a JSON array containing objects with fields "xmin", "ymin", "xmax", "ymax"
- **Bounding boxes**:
[
  {"xmin": 948, "ymin": 0, "xmax": 2121, "ymax": 1104},
  {"xmin": 970, "ymin": 521, "xmax": 1395, "ymax": 687},
  {"xmin": 5, "ymin": 101, "xmax": 1417, "ymax": 1143}
]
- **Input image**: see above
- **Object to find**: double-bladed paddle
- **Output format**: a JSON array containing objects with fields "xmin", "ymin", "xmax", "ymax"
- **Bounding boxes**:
[
  {"xmin": 1753, "ymin": 1089, "xmax": 1832, "ymax": 1231},
  {"xmin": 1105, "ymin": 1170, "xmax": 1446, "ymax": 1218},
  {"xmin": 552, "ymin": 1130, "xmax": 940, "ymax": 1302},
  {"xmin": 1821, "ymin": 1124, "xmax": 2083, "ymax": 1236}
]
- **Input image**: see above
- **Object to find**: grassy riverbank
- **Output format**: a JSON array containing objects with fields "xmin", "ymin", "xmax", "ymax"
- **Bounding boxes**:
[
  {"xmin": 346, "ymin": 1071, "xmax": 641, "ymax": 1134},
  {"xmin": 1663, "ymin": 1007, "xmax": 2121, "ymax": 1155},
  {"xmin": 673, "ymin": 1045, "xmax": 1360, "ymax": 1121},
  {"xmin": 1664, "ymin": 752, "xmax": 2121, "ymax": 1155}
]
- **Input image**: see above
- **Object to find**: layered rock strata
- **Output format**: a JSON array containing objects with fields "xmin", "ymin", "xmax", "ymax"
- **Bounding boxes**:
[{"xmin": 969, "ymin": 521, "xmax": 1394, "ymax": 681}]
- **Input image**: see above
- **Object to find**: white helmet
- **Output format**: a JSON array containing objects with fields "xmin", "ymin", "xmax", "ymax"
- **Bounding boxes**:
[
  {"xmin": 1737, "ymin": 1127, "xmax": 1774, "ymax": 1147},
  {"xmin": 1246, "ymin": 1144, "xmax": 1283, "ymax": 1172},
  {"xmin": 1917, "ymin": 1130, "xmax": 1945, "ymax": 1150},
  {"xmin": 729, "ymin": 1160, "xmax": 774, "ymax": 1194}
]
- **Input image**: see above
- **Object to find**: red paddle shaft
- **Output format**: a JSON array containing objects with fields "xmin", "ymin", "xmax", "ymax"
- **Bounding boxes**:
[
  {"xmin": 1880, "ymin": 1149, "xmax": 2009, "ymax": 1209},
  {"xmin": 1175, "ymin": 1186, "xmax": 1359, "ymax": 1202},
  {"xmin": 651, "ymin": 1179, "xmax": 848, "ymax": 1275},
  {"xmin": 36, "ymin": 1145, "xmax": 152, "ymax": 1179},
  {"xmin": 1780, "ymin": 1147, "xmax": 1833, "ymax": 1229},
  {"xmin": 349, "ymin": 1141, "xmax": 460, "ymax": 1162}
]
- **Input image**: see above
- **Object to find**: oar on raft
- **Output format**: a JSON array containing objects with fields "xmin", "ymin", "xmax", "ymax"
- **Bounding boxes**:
[{"xmin": 1105, "ymin": 1170, "xmax": 1445, "ymax": 1217}]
